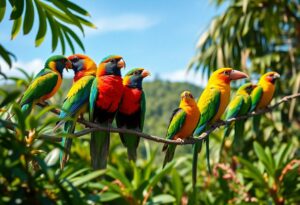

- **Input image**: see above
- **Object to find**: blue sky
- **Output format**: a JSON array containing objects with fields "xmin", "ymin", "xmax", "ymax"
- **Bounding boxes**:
[{"xmin": 1, "ymin": 0, "xmax": 224, "ymax": 85}]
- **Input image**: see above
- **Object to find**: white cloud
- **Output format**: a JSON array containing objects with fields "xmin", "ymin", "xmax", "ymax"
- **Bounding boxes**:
[
  {"xmin": 86, "ymin": 14, "xmax": 159, "ymax": 35},
  {"xmin": 160, "ymin": 69, "xmax": 208, "ymax": 87}
]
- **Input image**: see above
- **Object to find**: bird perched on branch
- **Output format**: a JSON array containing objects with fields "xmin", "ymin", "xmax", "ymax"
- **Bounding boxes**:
[
  {"xmin": 116, "ymin": 68, "xmax": 150, "ymax": 162},
  {"xmin": 221, "ymin": 83, "xmax": 256, "ymax": 155},
  {"xmin": 250, "ymin": 71, "xmax": 280, "ymax": 136},
  {"xmin": 162, "ymin": 91, "xmax": 200, "ymax": 168},
  {"xmin": 20, "ymin": 55, "xmax": 72, "ymax": 115},
  {"xmin": 58, "ymin": 54, "xmax": 97, "ymax": 169},
  {"xmin": 192, "ymin": 68, "xmax": 248, "ymax": 188},
  {"xmin": 90, "ymin": 55, "xmax": 126, "ymax": 170}
]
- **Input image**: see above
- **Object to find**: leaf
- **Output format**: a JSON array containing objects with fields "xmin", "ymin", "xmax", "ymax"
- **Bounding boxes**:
[
  {"xmin": 61, "ymin": 0, "xmax": 90, "ymax": 16},
  {"xmin": 242, "ymin": 0, "xmax": 249, "ymax": 13},
  {"xmin": 46, "ymin": 11, "xmax": 59, "ymax": 52},
  {"xmin": 62, "ymin": 25, "xmax": 85, "ymax": 52},
  {"xmin": 72, "ymin": 169, "xmax": 105, "ymax": 187},
  {"xmin": 237, "ymin": 157, "xmax": 265, "ymax": 186},
  {"xmin": 171, "ymin": 169, "xmax": 183, "ymax": 204},
  {"xmin": 99, "ymin": 192, "xmax": 121, "ymax": 202},
  {"xmin": 62, "ymin": 30, "xmax": 75, "ymax": 54},
  {"xmin": 57, "ymin": 27, "xmax": 66, "ymax": 54},
  {"xmin": 23, "ymin": 0, "xmax": 34, "ymax": 35},
  {"xmin": 0, "ymin": 44, "xmax": 16, "ymax": 67},
  {"xmin": 34, "ymin": 0, "xmax": 47, "ymax": 47},
  {"xmin": 10, "ymin": 0, "xmax": 24, "ymax": 20},
  {"xmin": 11, "ymin": 16, "xmax": 22, "ymax": 40},
  {"xmin": 44, "ymin": 148, "xmax": 60, "ymax": 166},
  {"xmin": 150, "ymin": 194, "xmax": 176, "ymax": 204},
  {"xmin": 106, "ymin": 165, "xmax": 133, "ymax": 190},
  {"xmin": 253, "ymin": 142, "xmax": 275, "ymax": 176},
  {"xmin": 0, "ymin": 0, "xmax": 6, "ymax": 22},
  {"xmin": 0, "ymin": 90, "xmax": 20, "ymax": 107},
  {"xmin": 66, "ymin": 168, "xmax": 90, "ymax": 180}
]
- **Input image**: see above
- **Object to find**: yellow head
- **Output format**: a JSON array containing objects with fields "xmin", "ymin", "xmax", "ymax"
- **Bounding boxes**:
[
  {"xmin": 259, "ymin": 71, "xmax": 280, "ymax": 84},
  {"xmin": 209, "ymin": 68, "xmax": 248, "ymax": 84},
  {"xmin": 180, "ymin": 91, "xmax": 196, "ymax": 104}
]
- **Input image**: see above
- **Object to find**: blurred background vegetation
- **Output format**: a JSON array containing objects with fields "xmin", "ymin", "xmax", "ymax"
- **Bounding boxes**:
[{"xmin": 1, "ymin": 0, "xmax": 299, "ymax": 204}]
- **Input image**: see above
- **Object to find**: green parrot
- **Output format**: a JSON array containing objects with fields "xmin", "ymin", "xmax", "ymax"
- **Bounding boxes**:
[
  {"xmin": 20, "ymin": 55, "xmax": 72, "ymax": 115},
  {"xmin": 221, "ymin": 83, "xmax": 256, "ymax": 154}
]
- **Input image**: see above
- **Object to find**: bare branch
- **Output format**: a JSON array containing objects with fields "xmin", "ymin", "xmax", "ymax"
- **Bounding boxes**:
[{"xmin": 4, "ymin": 93, "xmax": 300, "ymax": 145}]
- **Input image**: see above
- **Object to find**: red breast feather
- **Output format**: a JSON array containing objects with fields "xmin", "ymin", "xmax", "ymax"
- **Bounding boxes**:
[
  {"xmin": 119, "ymin": 87, "xmax": 142, "ymax": 115},
  {"xmin": 96, "ymin": 75, "xmax": 124, "ymax": 113}
]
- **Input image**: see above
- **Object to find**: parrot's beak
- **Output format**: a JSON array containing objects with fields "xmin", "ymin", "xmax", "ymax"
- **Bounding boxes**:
[
  {"xmin": 230, "ymin": 70, "xmax": 248, "ymax": 80},
  {"xmin": 65, "ymin": 60, "xmax": 72, "ymax": 71},
  {"xmin": 141, "ymin": 69, "xmax": 151, "ymax": 78},
  {"xmin": 273, "ymin": 73, "xmax": 280, "ymax": 79},
  {"xmin": 117, "ymin": 58, "xmax": 126, "ymax": 69}
]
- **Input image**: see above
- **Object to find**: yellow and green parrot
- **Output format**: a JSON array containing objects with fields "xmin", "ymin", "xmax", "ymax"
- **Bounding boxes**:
[
  {"xmin": 116, "ymin": 68, "xmax": 150, "ymax": 162},
  {"xmin": 222, "ymin": 83, "xmax": 256, "ymax": 153},
  {"xmin": 20, "ymin": 55, "xmax": 72, "ymax": 115},
  {"xmin": 192, "ymin": 68, "xmax": 248, "ymax": 187},
  {"xmin": 89, "ymin": 55, "xmax": 126, "ymax": 170},
  {"xmin": 58, "ymin": 54, "xmax": 97, "ymax": 169},
  {"xmin": 250, "ymin": 71, "xmax": 280, "ymax": 135},
  {"xmin": 162, "ymin": 91, "xmax": 200, "ymax": 167}
]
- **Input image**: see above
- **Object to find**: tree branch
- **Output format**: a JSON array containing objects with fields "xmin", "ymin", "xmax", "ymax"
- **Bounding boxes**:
[{"xmin": 4, "ymin": 93, "xmax": 300, "ymax": 145}]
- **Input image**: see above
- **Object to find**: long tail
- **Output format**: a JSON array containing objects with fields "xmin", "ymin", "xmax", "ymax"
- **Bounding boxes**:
[
  {"xmin": 120, "ymin": 133, "xmax": 140, "ymax": 162},
  {"xmin": 220, "ymin": 123, "xmax": 233, "ymax": 160},
  {"xmin": 162, "ymin": 144, "xmax": 176, "ymax": 168},
  {"xmin": 205, "ymin": 136, "xmax": 211, "ymax": 174},
  {"xmin": 233, "ymin": 120, "xmax": 245, "ymax": 154},
  {"xmin": 60, "ymin": 121, "xmax": 75, "ymax": 169},
  {"xmin": 192, "ymin": 140, "xmax": 202, "ymax": 189},
  {"xmin": 253, "ymin": 115, "xmax": 261, "ymax": 138},
  {"xmin": 90, "ymin": 122, "xmax": 110, "ymax": 170},
  {"xmin": 21, "ymin": 102, "xmax": 33, "ymax": 116}
]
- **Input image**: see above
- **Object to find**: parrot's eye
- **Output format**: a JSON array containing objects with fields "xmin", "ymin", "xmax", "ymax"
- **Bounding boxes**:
[
  {"xmin": 133, "ymin": 71, "xmax": 140, "ymax": 75},
  {"xmin": 73, "ymin": 57, "xmax": 79, "ymax": 62},
  {"xmin": 223, "ymin": 71, "xmax": 230, "ymax": 75},
  {"xmin": 110, "ymin": 59, "xmax": 116, "ymax": 63}
]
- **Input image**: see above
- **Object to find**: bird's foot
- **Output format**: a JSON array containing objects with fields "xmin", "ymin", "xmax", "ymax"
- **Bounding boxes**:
[{"xmin": 175, "ymin": 138, "xmax": 184, "ymax": 143}]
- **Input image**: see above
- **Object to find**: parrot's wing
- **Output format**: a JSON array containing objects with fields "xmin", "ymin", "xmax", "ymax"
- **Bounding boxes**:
[
  {"xmin": 225, "ymin": 95, "xmax": 244, "ymax": 120},
  {"xmin": 140, "ymin": 91, "xmax": 146, "ymax": 130},
  {"xmin": 89, "ymin": 78, "xmax": 98, "ymax": 121},
  {"xmin": 250, "ymin": 86, "xmax": 263, "ymax": 112},
  {"xmin": 194, "ymin": 87, "xmax": 221, "ymax": 135},
  {"xmin": 165, "ymin": 108, "xmax": 186, "ymax": 140},
  {"xmin": 20, "ymin": 71, "xmax": 58, "ymax": 106},
  {"xmin": 60, "ymin": 76, "xmax": 95, "ymax": 119}
]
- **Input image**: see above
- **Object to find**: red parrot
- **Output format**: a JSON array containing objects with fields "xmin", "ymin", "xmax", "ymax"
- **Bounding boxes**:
[
  {"xmin": 89, "ymin": 55, "xmax": 126, "ymax": 169},
  {"xmin": 116, "ymin": 68, "xmax": 150, "ymax": 161}
]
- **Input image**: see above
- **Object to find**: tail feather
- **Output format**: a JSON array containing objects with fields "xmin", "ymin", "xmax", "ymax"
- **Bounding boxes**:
[
  {"xmin": 90, "ymin": 128, "xmax": 110, "ymax": 170},
  {"xmin": 192, "ymin": 141, "xmax": 202, "ymax": 190},
  {"xmin": 233, "ymin": 120, "xmax": 245, "ymax": 153},
  {"xmin": 205, "ymin": 136, "xmax": 211, "ymax": 174},
  {"xmin": 120, "ymin": 133, "xmax": 140, "ymax": 162},
  {"xmin": 60, "ymin": 121, "xmax": 75, "ymax": 169},
  {"xmin": 253, "ymin": 115, "xmax": 261, "ymax": 138},
  {"xmin": 162, "ymin": 144, "xmax": 176, "ymax": 168}
]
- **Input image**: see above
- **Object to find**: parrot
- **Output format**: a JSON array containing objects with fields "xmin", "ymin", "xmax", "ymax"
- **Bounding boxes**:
[
  {"xmin": 221, "ymin": 83, "xmax": 256, "ymax": 155},
  {"xmin": 58, "ymin": 54, "xmax": 97, "ymax": 169},
  {"xmin": 116, "ymin": 68, "xmax": 150, "ymax": 162},
  {"xmin": 89, "ymin": 55, "xmax": 126, "ymax": 170},
  {"xmin": 192, "ymin": 68, "xmax": 248, "ymax": 188},
  {"xmin": 250, "ymin": 71, "xmax": 280, "ymax": 136},
  {"xmin": 162, "ymin": 91, "xmax": 200, "ymax": 168},
  {"xmin": 20, "ymin": 55, "xmax": 72, "ymax": 115}
]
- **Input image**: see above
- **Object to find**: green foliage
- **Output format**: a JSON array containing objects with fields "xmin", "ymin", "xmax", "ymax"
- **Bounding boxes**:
[{"xmin": 0, "ymin": 0, "xmax": 95, "ymax": 71}]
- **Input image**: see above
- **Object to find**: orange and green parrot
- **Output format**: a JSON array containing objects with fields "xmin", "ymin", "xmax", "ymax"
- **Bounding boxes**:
[
  {"xmin": 20, "ymin": 55, "xmax": 72, "ymax": 115},
  {"xmin": 116, "ymin": 68, "xmax": 150, "ymax": 162},
  {"xmin": 58, "ymin": 54, "xmax": 97, "ymax": 169},
  {"xmin": 89, "ymin": 55, "xmax": 126, "ymax": 169},
  {"xmin": 192, "ymin": 68, "xmax": 248, "ymax": 187},
  {"xmin": 222, "ymin": 83, "xmax": 256, "ymax": 152},
  {"xmin": 162, "ymin": 91, "xmax": 200, "ymax": 167},
  {"xmin": 250, "ymin": 71, "xmax": 280, "ymax": 135}
]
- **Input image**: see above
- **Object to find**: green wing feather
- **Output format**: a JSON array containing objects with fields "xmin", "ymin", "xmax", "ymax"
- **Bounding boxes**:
[
  {"xmin": 250, "ymin": 86, "xmax": 263, "ymax": 112},
  {"xmin": 89, "ymin": 78, "xmax": 98, "ymax": 121},
  {"xmin": 162, "ymin": 108, "xmax": 186, "ymax": 167},
  {"xmin": 193, "ymin": 87, "xmax": 220, "ymax": 191},
  {"xmin": 20, "ymin": 69, "xmax": 58, "ymax": 115}
]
